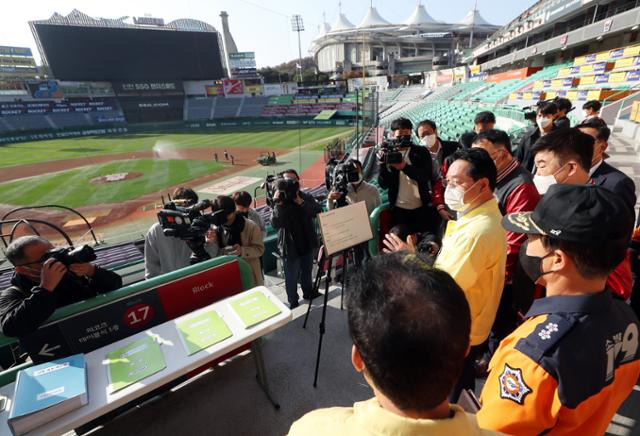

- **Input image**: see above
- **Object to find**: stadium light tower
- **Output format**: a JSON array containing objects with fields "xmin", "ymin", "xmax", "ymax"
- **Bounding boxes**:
[{"xmin": 291, "ymin": 15, "xmax": 305, "ymax": 85}]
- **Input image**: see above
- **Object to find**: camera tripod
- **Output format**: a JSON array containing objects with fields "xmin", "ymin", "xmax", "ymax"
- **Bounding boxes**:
[{"xmin": 302, "ymin": 245, "xmax": 352, "ymax": 387}]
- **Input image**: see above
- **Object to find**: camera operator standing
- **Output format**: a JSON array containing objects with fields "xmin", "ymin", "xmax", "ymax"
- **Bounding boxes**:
[
  {"xmin": 144, "ymin": 187, "xmax": 218, "ymax": 278},
  {"xmin": 271, "ymin": 169, "xmax": 323, "ymax": 309},
  {"xmin": 378, "ymin": 118, "xmax": 444, "ymax": 234},
  {"xmin": 327, "ymin": 159, "xmax": 381, "ymax": 267},
  {"xmin": 0, "ymin": 236, "xmax": 122, "ymax": 337}
]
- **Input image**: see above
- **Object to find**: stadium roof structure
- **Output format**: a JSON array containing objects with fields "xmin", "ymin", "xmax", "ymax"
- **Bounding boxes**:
[
  {"xmin": 404, "ymin": 3, "xmax": 438, "ymax": 26},
  {"xmin": 357, "ymin": 6, "xmax": 391, "ymax": 28},
  {"xmin": 314, "ymin": 3, "xmax": 498, "ymax": 39},
  {"xmin": 31, "ymin": 9, "xmax": 220, "ymax": 33}
]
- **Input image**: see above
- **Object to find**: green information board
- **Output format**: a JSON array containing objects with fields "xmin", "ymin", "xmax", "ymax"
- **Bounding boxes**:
[
  {"xmin": 230, "ymin": 291, "xmax": 281, "ymax": 329},
  {"xmin": 106, "ymin": 335, "xmax": 166, "ymax": 393},
  {"xmin": 176, "ymin": 310, "xmax": 233, "ymax": 356}
]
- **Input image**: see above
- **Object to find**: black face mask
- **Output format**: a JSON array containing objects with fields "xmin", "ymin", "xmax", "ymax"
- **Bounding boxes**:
[
  {"xmin": 519, "ymin": 240, "xmax": 554, "ymax": 284},
  {"xmin": 239, "ymin": 211, "xmax": 249, "ymax": 218}
]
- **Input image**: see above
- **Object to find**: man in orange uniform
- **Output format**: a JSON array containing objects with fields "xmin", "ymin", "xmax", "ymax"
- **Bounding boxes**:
[{"xmin": 477, "ymin": 184, "xmax": 640, "ymax": 434}]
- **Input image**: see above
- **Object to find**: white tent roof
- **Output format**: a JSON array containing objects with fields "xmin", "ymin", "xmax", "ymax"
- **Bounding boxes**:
[
  {"xmin": 457, "ymin": 8, "xmax": 493, "ymax": 27},
  {"xmin": 357, "ymin": 6, "xmax": 390, "ymax": 28},
  {"xmin": 331, "ymin": 12, "xmax": 355, "ymax": 31},
  {"xmin": 404, "ymin": 4, "xmax": 437, "ymax": 25}
]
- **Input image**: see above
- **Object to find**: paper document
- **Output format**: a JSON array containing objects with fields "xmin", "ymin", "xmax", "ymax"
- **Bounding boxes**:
[
  {"xmin": 106, "ymin": 335, "xmax": 166, "ymax": 393},
  {"xmin": 317, "ymin": 201, "xmax": 373, "ymax": 256},
  {"xmin": 230, "ymin": 291, "xmax": 281, "ymax": 329},
  {"xmin": 176, "ymin": 310, "xmax": 233, "ymax": 355}
]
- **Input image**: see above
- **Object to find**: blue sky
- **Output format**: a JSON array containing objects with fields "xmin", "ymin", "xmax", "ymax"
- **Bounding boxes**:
[{"xmin": 1, "ymin": 0, "xmax": 537, "ymax": 68}]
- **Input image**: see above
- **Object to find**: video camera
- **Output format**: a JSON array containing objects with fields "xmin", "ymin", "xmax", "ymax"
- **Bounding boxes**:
[
  {"xmin": 329, "ymin": 160, "xmax": 360, "ymax": 197},
  {"xmin": 263, "ymin": 173, "xmax": 300, "ymax": 207},
  {"xmin": 378, "ymin": 135, "xmax": 411, "ymax": 165},
  {"xmin": 156, "ymin": 198, "xmax": 227, "ymax": 264},
  {"xmin": 42, "ymin": 245, "xmax": 97, "ymax": 266}
]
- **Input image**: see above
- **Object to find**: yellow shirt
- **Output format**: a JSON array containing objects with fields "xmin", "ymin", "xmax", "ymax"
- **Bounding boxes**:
[
  {"xmin": 435, "ymin": 198, "xmax": 507, "ymax": 345},
  {"xmin": 288, "ymin": 398, "xmax": 502, "ymax": 436}
]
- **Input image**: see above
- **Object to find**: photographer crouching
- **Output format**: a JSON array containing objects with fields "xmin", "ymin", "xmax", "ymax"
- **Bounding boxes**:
[
  {"xmin": 378, "ymin": 118, "xmax": 445, "ymax": 235},
  {"xmin": 327, "ymin": 159, "xmax": 381, "ymax": 267},
  {"xmin": 0, "ymin": 236, "xmax": 122, "ymax": 337},
  {"xmin": 270, "ymin": 169, "xmax": 323, "ymax": 309}
]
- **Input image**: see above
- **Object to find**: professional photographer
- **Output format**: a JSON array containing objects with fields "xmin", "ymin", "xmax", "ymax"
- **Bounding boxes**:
[
  {"xmin": 378, "ymin": 118, "xmax": 444, "ymax": 235},
  {"xmin": 271, "ymin": 169, "xmax": 323, "ymax": 308},
  {"xmin": 144, "ymin": 187, "xmax": 218, "ymax": 278},
  {"xmin": 327, "ymin": 159, "xmax": 381, "ymax": 267},
  {"xmin": 212, "ymin": 195, "xmax": 265, "ymax": 287},
  {"xmin": 0, "ymin": 236, "xmax": 122, "ymax": 337}
]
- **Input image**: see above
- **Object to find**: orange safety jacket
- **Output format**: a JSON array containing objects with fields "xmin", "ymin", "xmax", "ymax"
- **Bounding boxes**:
[{"xmin": 477, "ymin": 289, "xmax": 640, "ymax": 435}]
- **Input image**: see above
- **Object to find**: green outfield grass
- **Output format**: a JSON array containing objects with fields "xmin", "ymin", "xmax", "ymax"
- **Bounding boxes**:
[
  {"xmin": 0, "ymin": 126, "xmax": 352, "ymax": 168},
  {"xmin": 0, "ymin": 159, "xmax": 225, "ymax": 208}
]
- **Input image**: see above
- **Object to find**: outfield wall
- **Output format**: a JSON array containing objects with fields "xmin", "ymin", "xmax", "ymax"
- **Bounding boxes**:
[{"xmin": 0, "ymin": 118, "xmax": 355, "ymax": 144}]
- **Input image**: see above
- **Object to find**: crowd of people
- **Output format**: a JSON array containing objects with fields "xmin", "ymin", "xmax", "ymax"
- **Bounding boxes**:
[
  {"xmin": 291, "ymin": 100, "xmax": 640, "ymax": 434},
  {"xmin": 0, "ymin": 95, "xmax": 639, "ymax": 434}
]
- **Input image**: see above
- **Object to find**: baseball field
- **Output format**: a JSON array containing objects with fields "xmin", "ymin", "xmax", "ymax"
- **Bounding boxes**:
[{"xmin": 0, "ymin": 125, "xmax": 352, "ymax": 243}]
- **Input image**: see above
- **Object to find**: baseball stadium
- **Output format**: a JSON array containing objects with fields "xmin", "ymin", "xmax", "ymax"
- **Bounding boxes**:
[{"xmin": 0, "ymin": 0, "xmax": 639, "ymax": 434}]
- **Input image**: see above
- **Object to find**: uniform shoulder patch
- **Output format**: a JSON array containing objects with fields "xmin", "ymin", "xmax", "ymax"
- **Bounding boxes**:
[
  {"xmin": 498, "ymin": 363, "xmax": 532, "ymax": 405},
  {"xmin": 515, "ymin": 314, "xmax": 577, "ymax": 363}
]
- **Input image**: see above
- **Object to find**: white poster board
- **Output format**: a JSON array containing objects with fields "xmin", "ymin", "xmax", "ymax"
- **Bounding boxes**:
[{"xmin": 317, "ymin": 201, "xmax": 374, "ymax": 256}]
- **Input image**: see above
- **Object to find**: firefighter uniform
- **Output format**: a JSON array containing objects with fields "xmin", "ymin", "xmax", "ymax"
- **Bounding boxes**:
[{"xmin": 477, "ymin": 290, "xmax": 639, "ymax": 434}]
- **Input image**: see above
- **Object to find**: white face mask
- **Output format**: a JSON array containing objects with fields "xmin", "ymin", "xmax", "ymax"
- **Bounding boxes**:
[
  {"xmin": 533, "ymin": 174, "xmax": 557, "ymax": 195},
  {"xmin": 537, "ymin": 117, "xmax": 552, "ymax": 130},
  {"xmin": 420, "ymin": 134, "xmax": 437, "ymax": 148},
  {"xmin": 533, "ymin": 164, "xmax": 567, "ymax": 195},
  {"xmin": 444, "ymin": 181, "xmax": 480, "ymax": 212},
  {"xmin": 444, "ymin": 186, "xmax": 465, "ymax": 211}
]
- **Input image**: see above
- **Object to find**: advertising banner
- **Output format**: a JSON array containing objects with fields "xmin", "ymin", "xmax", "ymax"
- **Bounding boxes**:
[
  {"xmin": 205, "ymin": 85, "xmax": 224, "ymax": 96},
  {"xmin": 263, "ymin": 84, "xmax": 282, "ymax": 96},
  {"xmin": 112, "ymin": 80, "xmax": 183, "ymax": 96},
  {"xmin": 223, "ymin": 79, "xmax": 244, "ymax": 95},
  {"xmin": 245, "ymin": 84, "xmax": 263, "ymax": 95},
  {"xmin": 27, "ymin": 80, "xmax": 63, "ymax": 99},
  {"xmin": 229, "ymin": 52, "xmax": 257, "ymax": 76},
  {"xmin": 0, "ymin": 46, "xmax": 32, "ymax": 56}
]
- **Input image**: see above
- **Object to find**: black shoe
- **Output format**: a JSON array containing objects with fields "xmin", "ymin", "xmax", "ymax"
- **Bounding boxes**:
[
  {"xmin": 288, "ymin": 301, "xmax": 300, "ymax": 309},
  {"xmin": 303, "ymin": 291, "xmax": 322, "ymax": 300}
]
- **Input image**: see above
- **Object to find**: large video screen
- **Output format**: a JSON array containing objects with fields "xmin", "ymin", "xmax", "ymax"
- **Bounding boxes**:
[{"xmin": 34, "ymin": 24, "xmax": 225, "ymax": 81}]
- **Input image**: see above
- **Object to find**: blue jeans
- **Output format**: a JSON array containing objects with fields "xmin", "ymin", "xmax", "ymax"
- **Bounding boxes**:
[{"xmin": 283, "ymin": 252, "xmax": 314, "ymax": 305}]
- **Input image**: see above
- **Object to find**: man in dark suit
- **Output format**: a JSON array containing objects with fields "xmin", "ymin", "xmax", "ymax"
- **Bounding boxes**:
[{"xmin": 578, "ymin": 118, "xmax": 636, "ymax": 214}]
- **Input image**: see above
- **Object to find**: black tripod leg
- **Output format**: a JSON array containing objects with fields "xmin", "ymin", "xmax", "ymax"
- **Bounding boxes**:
[
  {"xmin": 303, "ymin": 251, "xmax": 326, "ymax": 329},
  {"xmin": 340, "ymin": 251, "xmax": 348, "ymax": 311},
  {"xmin": 313, "ymin": 255, "xmax": 333, "ymax": 388}
]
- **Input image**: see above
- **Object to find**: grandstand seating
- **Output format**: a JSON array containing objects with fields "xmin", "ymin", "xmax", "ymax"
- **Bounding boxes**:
[
  {"xmin": 212, "ymin": 97, "xmax": 242, "ymax": 119},
  {"xmin": 238, "ymin": 96, "xmax": 269, "ymax": 117}
]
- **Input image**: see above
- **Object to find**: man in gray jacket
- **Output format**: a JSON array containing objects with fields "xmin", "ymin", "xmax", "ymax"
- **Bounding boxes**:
[{"xmin": 144, "ymin": 187, "xmax": 218, "ymax": 278}]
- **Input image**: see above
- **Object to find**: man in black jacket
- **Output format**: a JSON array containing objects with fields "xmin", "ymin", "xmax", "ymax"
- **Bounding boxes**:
[
  {"xmin": 271, "ymin": 169, "xmax": 323, "ymax": 308},
  {"xmin": 378, "ymin": 118, "xmax": 442, "ymax": 234},
  {"xmin": 578, "ymin": 118, "xmax": 637, "ymax": 214},
  {"xmin": 0, "ymin": 236, "xmax": 122, "ymax": 337},
  {"xmin": 416, "ymin": 119, "xmax": 459, "ymax": 179},
  {"xmin": 516, "ymin": 101, "xmax": 558, "ymax": 172}
]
